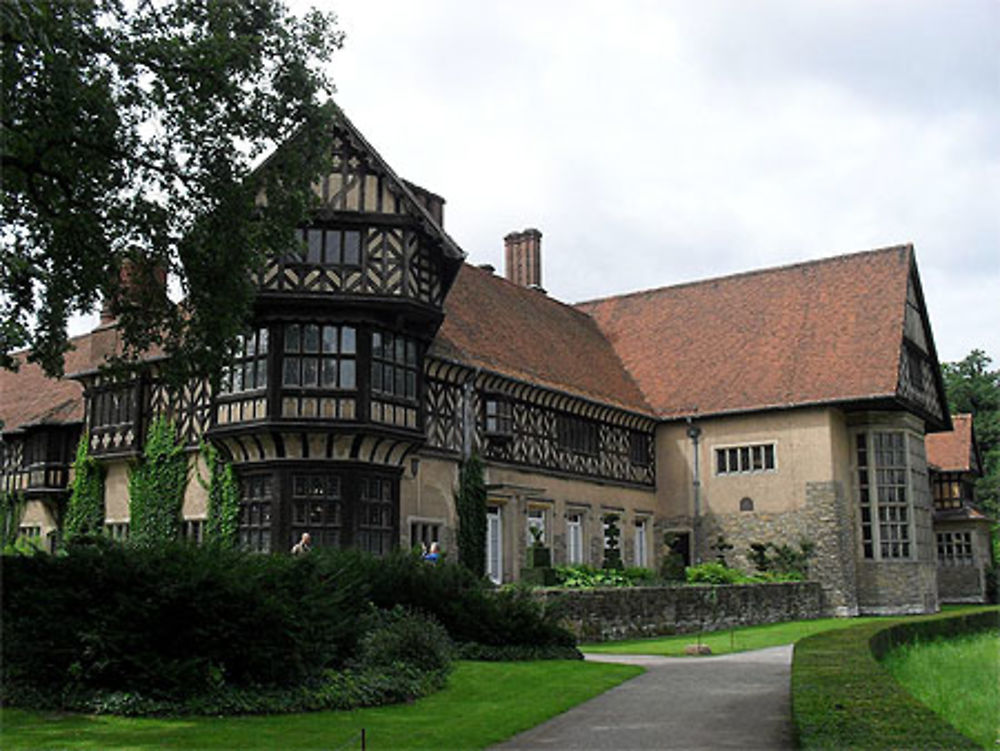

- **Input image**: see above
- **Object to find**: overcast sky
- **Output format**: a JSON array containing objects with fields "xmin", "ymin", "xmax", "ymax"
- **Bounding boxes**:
[{"xmin": 313, "ymin": 0, "xmax": 998, "ymax": 365}]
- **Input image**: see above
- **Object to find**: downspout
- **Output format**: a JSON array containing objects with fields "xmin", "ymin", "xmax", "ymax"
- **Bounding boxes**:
[{"xmin": 686, "ymin": 417, "xmax": 702, "ymax": 564}]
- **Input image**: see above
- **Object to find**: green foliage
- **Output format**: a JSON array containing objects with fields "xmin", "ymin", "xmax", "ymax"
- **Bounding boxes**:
[
  {"xmin": 1, "ymin": 543, "xmax": 578, "ymax": 716},
  {"xmin": 1, "ymin": 0, "xmax": 342, "ymax": 380},
  {"xmin": 792, "ymin": 608, "xmax": 998, "ymax": 750},
  {"xmin": 0, "ymin": 661, "xmax": 642, "ymax": 748},
  {"xmin": 64, "ymin": 431, "xmax": 105, "ymax": 540},
  {"xmin": 942, "ymin": 349, "xmax": 1000, "ymax": 558},
  {"xmin": 455, "ymin": 452, "xmax": 487, "ymax": 577},
  {"xmin": 710, "ymin": 534, "xmax": 734, "ymax": 565},
  {"xmin": 554, "ymin": 564, "xmax": 657, "ymax": 588},
  {"xmin": 746, "ymin": 539, "xmax": 815, "ymax": 577},
  {"xmin": 1, "ymin": 490, "xmax": 27, "ymax": 547},
  {"xmin": 685, "ymin": 561, "xmax": 747, "ymax": 585},
  {"xmin": 352, "ymin": 606, "xmax": 454, "ymax": 674},
  {"xmin": 1, "ymin": 539, "xmax": 372, "ymax": 706},
  {"xmin": 659, "ymin": 532, "xmax": 686, "ymax": 581},
  {"xmin": 199, "ymin": 441, "xmax": 239, "ymax": 548},
  {"xmin": 128, "ymin": 417, "xmax": 188, "ymax": 547},
  {"xmin": 455, "ymin": 643, "xmax": 583, "ymax": 661},
  {"xmin": 601, "ymin": 513, "xmax": 623, "ymax": 570},
  {"xmin": 361, "ymin": 550, "xmax": 576, "ymax": 650}
]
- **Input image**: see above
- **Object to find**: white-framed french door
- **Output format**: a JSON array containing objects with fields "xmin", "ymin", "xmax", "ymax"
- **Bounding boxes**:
[{"xmin": 486, "ymin": 505, "xmax": 503, "ymax": 584}]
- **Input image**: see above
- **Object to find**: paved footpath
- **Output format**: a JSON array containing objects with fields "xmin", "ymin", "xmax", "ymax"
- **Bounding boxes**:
[{"xmin": 490, "ymin": 645, "xmax": 794, "ymax": 751}]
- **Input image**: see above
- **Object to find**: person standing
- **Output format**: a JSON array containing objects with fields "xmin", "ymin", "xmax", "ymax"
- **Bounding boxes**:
[{"xmin": 291, "ymin": 532, "xmax": 312, "ymax": 555}]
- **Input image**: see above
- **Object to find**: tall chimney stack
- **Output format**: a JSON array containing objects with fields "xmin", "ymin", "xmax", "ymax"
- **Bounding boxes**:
[{"xmin": 503, "ymin": 228, "xmax": 542, "ymax": 289}]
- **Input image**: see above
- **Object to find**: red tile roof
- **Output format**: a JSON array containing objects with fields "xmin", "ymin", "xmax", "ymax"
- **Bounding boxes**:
[
  {"xmin": 431, "ymin": 264, "xmax": 651, "ymax": 413},
  {"xmin": 1, "ymin": 336, "xmax": 89, "ymax": 433},
  {"xmin": 577, "ymin": 246, "xmax": 915, "ymax": 420},
  {"xmin": 926, "ymin": 414, "xmax": 977, "ymax": 473}
]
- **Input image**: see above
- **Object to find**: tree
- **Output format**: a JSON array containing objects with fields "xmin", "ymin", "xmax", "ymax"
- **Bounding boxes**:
[
  {"xmin": 941, "ymin": 350, "xmax": 1000, "ymax": 515},
  {"xmin": 456, "ymin": 453, "xmax": 487, "ymax": 577},
  {"xmin": 2, "ymin": 0, "xmax": 342, "ymax": 381},
  {"xmin": 64, "ymin": 430, "xmax": 105, "ymax": 540},
  {"xmin": 128, "ymin": 416, "xmax": 188, "ymax": 546}
]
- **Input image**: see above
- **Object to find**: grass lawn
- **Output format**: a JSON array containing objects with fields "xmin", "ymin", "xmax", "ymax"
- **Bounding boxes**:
[
  {"xmin": 881, "ymin": 630, "xmax": 1000, "ymax": 749},
  {"xmin": 0, "ymin": 660, "xmax": 642, "ymax": 751},
  {"xmin": 582, "ymin": 605, "xmax": 992, "ymax": 656}
]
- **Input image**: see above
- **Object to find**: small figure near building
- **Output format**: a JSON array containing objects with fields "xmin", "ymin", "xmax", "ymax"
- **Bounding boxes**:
[{"xmin": 291, "ymin": 532, "xmax": 312, "ymax": 555}]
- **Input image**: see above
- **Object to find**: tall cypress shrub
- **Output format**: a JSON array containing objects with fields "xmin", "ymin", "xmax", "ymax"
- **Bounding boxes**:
[
  {"xmin": 128, "ymin": 417, "xmax": 188, "ymax": 546},
  {"xmin": 456, "ymin": 452, "xmax": 487, "ymax": 577},
  {"xmin": 200, "ymin": 441, "xmax": 240, "ymax": 548},
  {"xmin": 64, "ymin": 431, "xmax": 105, "ymax": 540},
  {"xmin": 1, "ymin": 491, "xmax": 27, "ymax": 547}
]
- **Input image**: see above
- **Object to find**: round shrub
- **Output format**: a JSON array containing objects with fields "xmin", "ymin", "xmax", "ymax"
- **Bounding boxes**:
[{"xmin": 353, "ymin": 606, "xmax": 453, "ymax": 673}]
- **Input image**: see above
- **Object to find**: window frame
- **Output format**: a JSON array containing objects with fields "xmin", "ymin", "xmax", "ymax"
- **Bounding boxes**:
[
  {"xmin": 484, "ymin": 395, "xmax": 514, "ymax": 439},
  {"xmin": 714, "ymin": 442, "xmax": 777, "ymax": 476},
  {"xmin": 556, "ymin": 414, "xmax": 599, "ymax": 457},
  {"xmin": 854, "ymin": 430, "xmax": 914, "ymax": 561}
]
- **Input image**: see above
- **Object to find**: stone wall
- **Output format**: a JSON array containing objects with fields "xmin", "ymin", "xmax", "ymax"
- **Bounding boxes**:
[
  {"xmin": 937, "ymin": 565, "xmax": 985, "ymax": 603},
  {"xmin": 534, "ymin": 582, "xmax": 824, "ymax": 642}
]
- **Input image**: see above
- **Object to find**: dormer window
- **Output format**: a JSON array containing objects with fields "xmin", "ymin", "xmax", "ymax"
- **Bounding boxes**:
[{"xmin": 484, "ymin": 396, "xmax": 513, "ymax": 438}]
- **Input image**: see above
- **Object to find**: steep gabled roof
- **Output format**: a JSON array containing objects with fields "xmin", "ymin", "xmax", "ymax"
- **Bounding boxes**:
[
  {"xmin": 578, "ymin": 245, "xmax": 946, "ymax": 422},
  {"xmin": 430, "ymin": 264, "xmax": 652, "ymax": 413},
  {"xmin": 0, "ymin": 335, "xmax": 91, "ymax": 433},
  {"xmin": 926, "ymin": 414, "xmax": 982, "ymax": 474}
]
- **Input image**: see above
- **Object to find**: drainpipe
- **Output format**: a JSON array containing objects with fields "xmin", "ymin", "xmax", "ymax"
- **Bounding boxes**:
[{"xmin": 686, "ymin": 418, "xmax": 702, "ymax": 564}]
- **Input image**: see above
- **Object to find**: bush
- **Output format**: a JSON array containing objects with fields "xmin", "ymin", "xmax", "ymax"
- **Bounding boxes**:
[
  {"xmin": 353, "ymin": 605, "xmax": 453, "ymax": 674},
  {"xmin": 554, "ymin": 564, "xmax": 658, "ymax": 588},
  {"xmin": 1, "ymin": 538, "xmax": 371, "ymax": 703},
  {"xmin": 361, "ymin": 550, "xmax": 575, "ymax": 650},
  {"xmin": 685, "ymin": 561, "xmax": 747, "ymax": 585}
]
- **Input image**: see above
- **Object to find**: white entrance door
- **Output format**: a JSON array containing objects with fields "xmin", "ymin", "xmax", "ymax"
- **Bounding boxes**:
[
  {"xmin": 567, "ymin": 513, "xmax": 583, "ymax": 564},
  {"xmin": 486, "ymin": 505, "xmax": 503, "ymax": 584}
]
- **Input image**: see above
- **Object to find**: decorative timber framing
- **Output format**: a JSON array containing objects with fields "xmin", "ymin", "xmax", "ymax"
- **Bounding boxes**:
[{"xmin": 425, "ymin": 356, "xmax": 656, "ymax": 488}]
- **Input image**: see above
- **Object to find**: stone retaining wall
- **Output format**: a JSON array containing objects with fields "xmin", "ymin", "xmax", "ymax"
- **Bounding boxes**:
[{"xmin": 534, "ymin": 582, "xmax": 824, "ymax": 642}]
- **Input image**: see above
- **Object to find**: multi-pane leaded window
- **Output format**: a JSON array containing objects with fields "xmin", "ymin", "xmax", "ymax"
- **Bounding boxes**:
[
  {"xmin": 936, "ymin": 531, "xmax": 973, "ymax": 565},
  {"xmin": 629, "ymin": 432, "xmax": 651, "ymax": 467},
  {"xmin": 282, "ymin": 324, "xmax": 357, "ymax": 390},
  {"xmin": 291, "ymin": 473, "xmax": 342, "ymax": 549},
  {"xmin": 557, "ymin": 415, "xmax": 598, "ymax": 456},
  {"xmin": 357, "ymin": 477, "xmax": 394, "ymax": 556},
  {"xmin": 239, "ymin": 474, "xmax": 273, "ymax": 552},
  {"xmin": 297, "ymin": 227, "xmax": 362, "ymax": 267},
  {"xmin": 715, "ymin": 443, "xmax": 775, "ymax": 475},
  {"xmin": 856, "ymin": 432, "xmax": 911, "ymax": 560},
  {"xmin": 371, "ymin": 331, "xmax": 419, "ymax": 403},
  {"xmin": 219, "ymin": 328, "xmax": 269, "ymax": 395},
  {"xmin": 932, "ymin": 474, "xmax": 968, "ymax": 510},
  {"xmin": 484, "ymin": 396, "xmax": 513, "ymax": 438}
]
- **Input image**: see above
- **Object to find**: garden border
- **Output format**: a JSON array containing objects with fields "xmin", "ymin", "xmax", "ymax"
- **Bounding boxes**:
[{"xmin": 791, "ymin": 606, "xmax": 998, "ymax": 750}]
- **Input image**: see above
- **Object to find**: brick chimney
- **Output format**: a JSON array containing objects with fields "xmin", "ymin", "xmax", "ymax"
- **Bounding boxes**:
[
  {"xmin": 100, "ymin": 258, "xmax": 168, "ymax": 324},
  {"xmin": 503, "ymin": 229, "xmax": 542, "ymax": 289}
]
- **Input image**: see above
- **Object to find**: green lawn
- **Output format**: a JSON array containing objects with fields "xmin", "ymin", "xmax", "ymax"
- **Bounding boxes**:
[
  {"xmin": 0, "ymin": 660, "xmax": 642, "ymax": 751},
  {"xmin": 881, "ymin": 630, "xmax": 1000, "ymax": 749},
  {"xmin": 581, "ymin": 606, "xmax": 994, "ymax": 656},
  {"xmin": 581, "ymin": 615, "xmax": 900, "ymax": 656}
]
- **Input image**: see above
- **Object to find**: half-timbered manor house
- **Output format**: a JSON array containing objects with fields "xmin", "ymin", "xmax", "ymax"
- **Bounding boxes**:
[{"xmin": 1, "ymin": 109, "xmax": 969, "ymax": 615}]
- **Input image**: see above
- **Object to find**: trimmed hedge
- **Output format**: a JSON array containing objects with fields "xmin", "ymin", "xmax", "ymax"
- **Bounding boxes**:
[
  {"xmin": 2, "ymin": 541, "xmax": 577, "ymax": 715},
  {"xmin": 792, "ymin": 607, "xmax": 998, "ymax": 750}
]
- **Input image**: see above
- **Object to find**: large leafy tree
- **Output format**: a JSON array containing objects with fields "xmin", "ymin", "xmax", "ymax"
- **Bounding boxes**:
[
  {"xmin": 1, "ymin": 0, "xmax": 342, "ymax": 380},
  {"xmin": 941, "ymin": 349, "xmax": 1000, "ymax": 522}
]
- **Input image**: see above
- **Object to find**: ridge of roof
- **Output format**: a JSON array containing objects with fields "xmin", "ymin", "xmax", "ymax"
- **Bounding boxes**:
[{"xmin": 575, "ymin": 243, "xmax": 913, "ymax": 308}]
